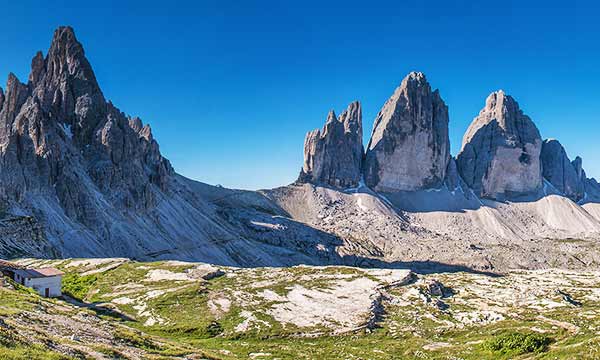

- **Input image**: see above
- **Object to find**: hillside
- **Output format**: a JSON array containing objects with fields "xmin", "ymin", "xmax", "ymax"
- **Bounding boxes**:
[{"xmin": 1, "ymin": 258, "xmax": 599, "ymax": 359}]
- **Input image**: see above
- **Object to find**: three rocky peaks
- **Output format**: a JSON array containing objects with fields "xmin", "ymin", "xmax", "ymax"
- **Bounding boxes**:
[
  {"xmin": 299, "ymin": 73, "xmax": 600, "ymax": 202},
  {"xmin": 2, "ymin": 26, "xmax": 600, "ymax": 268}
]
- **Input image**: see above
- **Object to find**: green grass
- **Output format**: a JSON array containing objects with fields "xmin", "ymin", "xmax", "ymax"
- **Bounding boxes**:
[
  {"xmin": 61, "ymin": 273, "xmax": 97, "ymax": 301},
  {"xmin": 0, "ymin": 346, "xmax": 73, "ymax": 360},
  {"xmin": 0, "ymin": 324, "xmax": 74, "ymax": 360},
  {"xmin": 15, "ymin": 259, "xmax": 599, "ymax": 359},
  {"xmin": 482, "ymin": 331, "xmax": 553, "ymax": 356}
]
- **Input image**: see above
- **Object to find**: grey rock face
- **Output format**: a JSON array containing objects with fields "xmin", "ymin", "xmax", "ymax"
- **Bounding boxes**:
[
  {"xmin": 363, "ymin": 72, "xmax": 450, "ymax": 192},
  {"xmin": 299, "ymin": 101, "xmax": 363, "ymax": 188},
  {"xmin": 444, "ymin": 157, "xmax": 468, "ymax": 193},
  {"xmin": 571, "ymin": 156, "xmax": 586, "ymax": 187},
  {"xmin": 0, "ymin": 26, "xmax": 173, "ymax": 217},
  {"xmin": 571, "ymin": 156, "xmax": 600, "ymax": 203},
  {"xmin": 457, "ymin": 91, "xmax": 542, "ymax": 200},
  {"xmin": 541, "ymin": 139, "xmax": 584, "ymax": 201},
  {"xmin": 584, "ymin": 178, "xmax": 600, "ymax": 202}
]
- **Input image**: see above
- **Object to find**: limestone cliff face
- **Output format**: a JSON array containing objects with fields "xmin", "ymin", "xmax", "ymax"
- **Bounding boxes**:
[
  {"xmin": 299, "ymin": 101, "xmax": 363, "ymax": 188},
  {"xmin": 541, "ymin": 139, "xmax": 584, "ymax": 201},
  {"xmin": 0, "ymin": 26, "xmax": 173, "ymax": 219},
  {"xmin": 363, "ymin": 72, "xmax": 450, "ymax": 192},
  {"xmin": 457, "ymin": 91, "xmax": 542, "ymax": 200}
]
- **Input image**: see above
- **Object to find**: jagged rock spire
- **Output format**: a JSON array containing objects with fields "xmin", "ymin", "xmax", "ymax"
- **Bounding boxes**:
[
  {"xmin": 0, "ymin": 74, "xmax": 29, "ymax": 129},
  {"xmin": 0, "ymin": 26, "xmax": 173, "ymax": 219},
  {"xmin": 299, "ymin": 101, "xmax": 363, "ymax": 188},
  {"xmin": 363, "ymin": 71, "xmax": 450, "ymax": 192},
  {"xmin": 42, "ymin": 26, "xmax": 101, "ymax": 91},
  {"xmin": 457, "ymin": 90, "xmax": 542, "ymax": 200}
]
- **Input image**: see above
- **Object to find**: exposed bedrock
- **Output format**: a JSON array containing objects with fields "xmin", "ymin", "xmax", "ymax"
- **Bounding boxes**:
[
  {"xmin": 363, "ymin": 72, "xmax": 450, "ymax": 192},
  {"xmin": 540, "ymin": 139, "xmax": 584, "ymax": 201},
  {"xmin": 457, "ymin": 90, "xmax": 542, "ymax": 200},
  {"xmin": 299, "ymin": 101, "xmax": 363, "ymax": 188}
]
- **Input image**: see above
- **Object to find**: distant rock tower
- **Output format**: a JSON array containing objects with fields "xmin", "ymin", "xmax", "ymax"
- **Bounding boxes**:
[
  {"xmin": 457, "ymin": 91, "xmax": 542, "ymax": 200},
  {"xmin": 363, "ymin": 72, "xmax": 450, "ymax": 192},
  {"xmin": 298, "ymin": 101, "xmax": 363, "ymax": 188},
  {"xmin": 540, "ymin": 139, "xmax": 585, "ymax": 201}
]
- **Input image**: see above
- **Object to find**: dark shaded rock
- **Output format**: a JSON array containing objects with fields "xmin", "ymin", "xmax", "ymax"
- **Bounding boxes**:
[
  {"xmin": 541, "ymin": 139, "xmax": 584, "ymax": 201},
  {"xmin": 583, "ymin": 177, "xmax": 600, "ymax": 202},
  {"xmin": 363, "ymin": 72, "xmax": 450, "ymax": 192},
  {"xmin": 556, "ymin": 289, "xmax": 582, "ymax": 307},
  {"xmin": 457, "ymin": 91, "xmax": 542, "ymax": 200},
  {"xmin": 299, "ymin": 101, "xmax": 363, "ymax": 188}
]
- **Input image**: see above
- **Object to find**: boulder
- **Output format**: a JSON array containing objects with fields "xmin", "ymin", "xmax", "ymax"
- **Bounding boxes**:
[
  {"xmin": 457, "ymin": 91, "xmax": 542, "ymax": 200},
  {"xmin": 363, "ymin": 72, "xmax": 450, "ymax": 192}
]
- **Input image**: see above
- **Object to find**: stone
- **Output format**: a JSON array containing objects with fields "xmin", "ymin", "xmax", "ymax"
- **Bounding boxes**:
[
  {"xmin": 188, "ymin": 264, "xmax": 226, "ymax": 280},
  {"xmin": 457, "ymin": 90, "xmax": 542, "ymax": 200},
  {"xmin": 540, "ymin": 139, "xmax": 584, "ymax": 201},
  {"xmin": 363, "ymin": 72, "xmax": 450, "ymax": 192},
  {"xmin": 422, "ymin": 279, "xmax": 453, "ymax": 297},
  {"xmin": 299, "ymin": 101, "xmax": 363, "ymax": 188}
]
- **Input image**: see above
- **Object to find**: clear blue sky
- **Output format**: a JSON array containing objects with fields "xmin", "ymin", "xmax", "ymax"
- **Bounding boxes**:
[{"xmin": 1, "ymin": 1, "xmax": 598, "ymax": 190}]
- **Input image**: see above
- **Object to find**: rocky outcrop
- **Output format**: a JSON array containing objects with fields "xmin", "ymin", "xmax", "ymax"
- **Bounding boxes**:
[
  {"xmin": 584, "ymin": 178, "xmax": 600, "ymax": 202},
  {"xmin": 363, "ymin": 72, "xmax": 450, "ymax": 192},
  {"xmin": 570, "ymin": 156, "xmax": 600, "ymax": 203},
  {"xmin": 0, "ymin": 26, "xmax": 173, "ymax": 215},
  {"xmin": 457, "ymin": 91, "xmax": 542, "ymax": 200},
  {"xmin": 0, "ymin": 215, "xmax": 56, "ymax": 258},
  {"xmin": 299, "ymin": 101, "xmax": 363, "ymax": 188},
  {"xmin": 541, "ymin": 139, "xmax": 584, "ymax": 201}
]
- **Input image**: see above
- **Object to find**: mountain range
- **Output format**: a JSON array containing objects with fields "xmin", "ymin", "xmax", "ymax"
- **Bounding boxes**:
[{"xmin": 1, "ymin": 27, "xmax": 600, "ymax": 271}]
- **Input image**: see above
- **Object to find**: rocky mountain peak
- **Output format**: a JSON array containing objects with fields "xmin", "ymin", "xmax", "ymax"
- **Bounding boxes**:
[
  {"xmin": 44, "ymin": 26, "xmax": 99, "ymax": 86},
  {"xmin": 363, "ymin": 71, "xmax": 450, "ymax": 192},
  {"xmin": 299, "ymin": 101, "xmax": 363, "ymax": 188},
  {"xmin": 29, "ymin": 51, "xmax": 45, "ymax": 85},
  {"xmin": 0, "ymin": 26, "xmax": 173, "ymax": 225},
  {"xmin": 572, "ymin": 156, "xmax": 584, "ymax": 179},
  {"xmin": 457, "ymin": 90, "xmax": 542, "ymax": 199},
  {"xmin": 326, "ymin": 110, "xmax": 336, "ymax": 123},
  {"xmin": 0, "ymin": 73, "xmax": 29, "ymax": 127},
  {"xmin": 338, "ymin": 101, "xmax": 361, "ymax": 134}
]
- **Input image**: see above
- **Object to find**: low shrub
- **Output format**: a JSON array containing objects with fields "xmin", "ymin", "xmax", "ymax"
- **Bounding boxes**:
[{"xmin": 483, "ymin": 331, "xmax": 552, "ymax": 355}]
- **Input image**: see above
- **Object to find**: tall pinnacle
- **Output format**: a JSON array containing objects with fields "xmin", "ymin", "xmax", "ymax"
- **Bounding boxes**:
[
  {"xmin": 363, "ymin": 71, "xmax": 450, "ymax": 192},
  {"xmin": 299, "ymin": 101, "xmax": 363, "ymax": 188},
  {"xmin": 41, "ymin": 26, "xmax": 101, "ymax": 93}
]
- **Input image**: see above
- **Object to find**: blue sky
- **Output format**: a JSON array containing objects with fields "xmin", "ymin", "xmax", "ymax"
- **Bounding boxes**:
[{"xmin": 1, "ymin": 1, "xmax": 598, "ymax": 190}]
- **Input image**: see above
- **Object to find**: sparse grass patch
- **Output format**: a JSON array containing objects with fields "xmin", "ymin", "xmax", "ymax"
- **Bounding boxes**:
[{"xmin": 114, "ymin": 327, "xmax": 162, "ymax": 351}]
